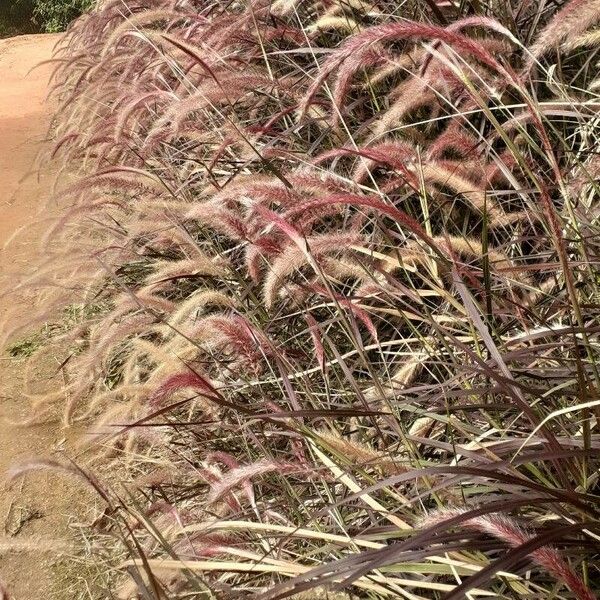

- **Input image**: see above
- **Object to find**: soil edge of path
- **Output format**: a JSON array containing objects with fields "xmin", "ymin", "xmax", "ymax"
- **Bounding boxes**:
[{"xmin": 0, "ymin": 33, "xmax": 95, "ymax": 600}]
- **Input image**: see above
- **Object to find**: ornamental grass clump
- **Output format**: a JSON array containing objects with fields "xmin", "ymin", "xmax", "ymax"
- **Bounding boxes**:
[{"xmin": 4, "ymin": 0, "xmax": 600, "ymax": 597}]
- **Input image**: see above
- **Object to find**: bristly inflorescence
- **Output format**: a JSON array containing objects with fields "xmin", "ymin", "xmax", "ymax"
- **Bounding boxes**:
[{"xmin": 4, "ymin": 0, "xmax": 600, "ymax": 597}]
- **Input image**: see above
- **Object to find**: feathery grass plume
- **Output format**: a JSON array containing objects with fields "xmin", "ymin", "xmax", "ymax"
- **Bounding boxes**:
[
  {"xmin": 262, "ymin": 232, "xmax": 362, "ymax": 308},
  {"xmin": 300, "ymin": 19, "xmax": 514, "ymax": 117},
  {"xmin": 100, "ymin": 10, "xmax": 206, "ymax": 57},
  {"xmin": 163, "ymin": 289, "xmax": 234, "ymax": 331},
  {"xmin": 205, "ymin": 458, "xmax": 301, "ymax": 506},
  {"xmin": 317, "ymin": 429, "xmax": 407, "ymax": 474},
  {"xmin": 310, "ymin": 15, "xmax": 360, "ymax": 34},
  {"xmin": 525, "ymin": 0, "xmax": 600, "ymax": 70},
  {"xmin": 421, "ymin": 509, "xmax": 597, "ymax": 600},
  {"xmin": 145, "ymin": 255, "xmax": 227, "ymax": 285},
  {"xmin": 565, "ymin": 28, "xmax": 600, "ymax": 50},
  {"xmin": 364, "ymin": 352, "xmax": 425, "ymax": 401},
  {"xmin": 150, "ymin": 370, "xmax": 217, "ymax": 407}
]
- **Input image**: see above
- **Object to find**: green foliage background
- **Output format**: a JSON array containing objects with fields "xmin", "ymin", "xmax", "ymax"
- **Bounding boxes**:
[
  {"xmin": 33, "ymin": 0, "xmax": 94, "ymax": 33},
  {"xmin": 0, "ymin": 0, "xmax": 93, "ymax": 37},
  {"xmin": 0, "ymin": 0, "xmax": 37, "ymax": 37}
]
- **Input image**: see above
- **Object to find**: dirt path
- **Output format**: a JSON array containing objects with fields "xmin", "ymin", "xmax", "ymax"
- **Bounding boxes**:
[
  {"xmin": 0, "ymin": 34, "xmax": 87, "ymax": 600},
  {"xmin": 0, "ymin": 34, "xmax": 59, "ymax": 254}
]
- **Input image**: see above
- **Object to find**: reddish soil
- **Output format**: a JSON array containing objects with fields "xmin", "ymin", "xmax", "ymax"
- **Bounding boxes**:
[{"xmin": 0, "ymin": 34, "xmax": 87, "ymax": 600}]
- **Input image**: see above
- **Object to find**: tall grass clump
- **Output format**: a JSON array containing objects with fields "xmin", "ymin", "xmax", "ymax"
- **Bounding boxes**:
[{"xmin": 4, "ymin": 0, "xmax": 600, "ymax": 597}]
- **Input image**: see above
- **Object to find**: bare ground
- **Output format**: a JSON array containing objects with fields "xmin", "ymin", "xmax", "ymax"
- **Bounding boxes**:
[{"xmin": 0, "ymin": 34, "xmax": 92, "ymax": 599}]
